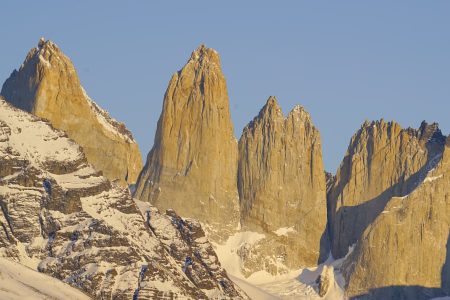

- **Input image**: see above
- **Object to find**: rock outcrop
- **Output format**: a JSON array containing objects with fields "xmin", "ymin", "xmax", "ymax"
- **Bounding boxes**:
[
  {"xmin": 328, "ymin": 120, "xmax": 445, "ymax": 259},
  {"xmin": 317, "ymin": 265, "xmax": 335, "ymax": 297},
  {"xmin": 342, "ymin": 133, "xmax": 449, "ymax": 300},
  {"xmin": 327, "ymin": 119, "xmax": 449, "ymax": 299},
  {"xmin": 134, "ymin": 45, "xmax": 239, "ymax": 240},
  {"xmin": 1, "ymin": 38, "xmax": 142, "ymax": 186},
  {"xmin": 0, "ymin": 98, "xmax": 248, "ymax": 299},
  {"xmin": 236, "ymin": 96, "xmax": 327, "ymax": 272}
]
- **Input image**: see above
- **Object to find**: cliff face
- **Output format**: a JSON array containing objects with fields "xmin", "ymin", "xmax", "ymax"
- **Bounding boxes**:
[
  {"xmin": 1, "ymin": 38, "xmax": 142, "ymax": 186},
  {"xmin": 326, "ymin": 118, "xmax": 449, "ymax": 299},
  {"xmin": 0, "ymin": 98, "xmax": 248, "ymax": 299},
  {"xmin": 236, "ymin": 96, "xmax": 327, "ymax": 270},
  {"xmin": 342, "ymin": 134, "xmax": 449, "ymax": 300},
  {"xmin": 328, "ymin": 120, "xmax": 444, "ymax": 259},
  {"xmin": 134, "ymin": 45, "xmax": 239, "ymax": 240}
]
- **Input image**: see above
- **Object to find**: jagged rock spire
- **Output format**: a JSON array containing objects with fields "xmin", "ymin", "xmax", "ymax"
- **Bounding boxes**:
[
  {"xmin": 134, "ymin": 45, "xmax": 239, "ymax": 240},
  {"xmin": 237, "ymin": 96, "xmax": 327, "ymax": 271},
  {"xmin": 1, "ymin": 38, "xmax": 142, "ymax": 186}
]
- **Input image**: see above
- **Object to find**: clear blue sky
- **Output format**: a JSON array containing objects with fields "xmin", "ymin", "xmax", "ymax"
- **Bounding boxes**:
[{"xmin": 1, "ymin": 1, "xmax": 449, "ymax": 173}]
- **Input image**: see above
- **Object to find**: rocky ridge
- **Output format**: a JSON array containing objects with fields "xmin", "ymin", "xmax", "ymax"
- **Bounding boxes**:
[
  {"xmin": 0, "ymin": 98, "xmax": 248, "ymax": 299},
  {"xmin": 328, "ymin": 120, "xmax": 444, "ymax": 258},
  {"xmin": 343, "ymin": 135, "xmax": 450, "ymax": 299},
  {"xmin": 1, "ymin": 38, "xmax": 142, "ymax": 186},
  {"xmin": 328, "ymin": 119, "xmax": 450, "ymax": 299}
]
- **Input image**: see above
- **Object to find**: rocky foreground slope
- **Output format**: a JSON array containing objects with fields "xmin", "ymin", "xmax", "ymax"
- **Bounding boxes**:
[
  {"xmin": 0, "ymin": 258, "xmax": 91, "ymax": 300},
  {"xmin": 0, "ymin": 98, "xmax": 248, "ymax": 299},
  {"xmin": 237, "ymin": 96, "xmax": 327, "ymax": 273},
  {"xmin": 1, "ymin": 38, "xmax": 142, "ymax": 186},
  {"xmin": 134, "ymin": 45, "xmax": 240, "ymax": 240}
]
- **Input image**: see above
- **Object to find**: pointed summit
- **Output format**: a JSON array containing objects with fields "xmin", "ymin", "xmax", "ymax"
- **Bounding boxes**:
[
  {"xmin": 264, "ymin": 95, "xmax": 281, "ymax": 110},
  {"xmin": 1, "ymin": 39, "xmax": 143, "ymax": 186},
  {"xmin": 418, "ymin": 120, "xmax": 445, "ymax": 145},
  {"xmin": 134, "ymin": 46, "xmax": 239, "ymax": 240},
  {"xmin": 266, "ymin": 95, "xmax": 278, "ymax": 104},
  {"xmin": 256, "ymin": 96, "xmax": 283, "ymax": 120},
  {"xmin": 189, "ymin": 44, "xmax": 221, "ymax": 65},
  {"xmin": 38, "ymin": 37, "xmax": 46, "ymax": 48}
]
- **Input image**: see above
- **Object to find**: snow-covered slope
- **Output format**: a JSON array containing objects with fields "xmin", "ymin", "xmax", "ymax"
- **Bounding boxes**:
[
  {"xmin": 0, "ymin": 258, "xmax": 91, "ymax": 300},
  {"xmin": 213, "ymin": 229, "xmax": 347, "ymax": 300},
  {"xmin": 0, "ymin": 98, "xmax": 248, "ymax": 299}
]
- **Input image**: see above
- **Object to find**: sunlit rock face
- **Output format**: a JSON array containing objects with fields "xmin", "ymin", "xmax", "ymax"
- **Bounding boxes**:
[
  {"xmin": 329, "ymin": 119, "xmax": 450, "ymax": 299},
  {"xmin": 1, "ymin": 38, "xmax": 142, "ymax": 186},
  {"xmin": 328, "ymin": 120, "xmax": 445, "ymax": 259},
  {"xmin": 134, "ymin": 45, "xmax": 240, "ymax": 241},
  {"xmin": 237, "ymin": 96, "xmax": 328, "ymax": 273},
  {"xmin": 343, "ymin": 139, "xmax": 450, "ymax": 300}
]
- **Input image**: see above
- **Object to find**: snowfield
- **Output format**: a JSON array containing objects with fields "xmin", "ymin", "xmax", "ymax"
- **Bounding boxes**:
[
  {"xmin": 228, "ymin": 263, "xmax": 345, "ymax": 300},
  {"xmin": 0, "ymin": 258, "xmax": 91, "ymax": 300},
  {"xmin": 212, "ymin": 230, "xmax": 350, "ymax": 299}
]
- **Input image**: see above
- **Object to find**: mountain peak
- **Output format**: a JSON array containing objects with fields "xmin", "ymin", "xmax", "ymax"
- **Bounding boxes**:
[
  {"xmin": 1, "ymin": 38, "xmax": 143, "ymax": 186},
  {"xmin": 38, "ymin": 37, "xmax": 46, "ymax": 48},
  {"xmin": 19, "ymin": 38, "xmax": 64, "ymax": 73},
  {"xmin": 238, "ymin": 96, "xmax": 327, "ymax": 273},
  {"xmin": 134, "ymin": 43, "xmax": 239, "ymax": 238},
  {"xmin": 265, "ymin": 95, "xmax": 279, "ymax": 107},
  {"xmin": 287, "ymin": 104, "xmax": 312, "ymax": 124},
  {"xmin": 418, "ymin": 120, "xmax": 445, "ymax": 145},
  {"xmin": 34, "ymin": 37, "xmax": 60, "ymax": 52},
  {"xmin": 256, "ymin": 96, "xmax": 282, "ymax": 120},
  {"xmin": 189, "ymin": 44, "xmax": 221, "ymax": 66}
]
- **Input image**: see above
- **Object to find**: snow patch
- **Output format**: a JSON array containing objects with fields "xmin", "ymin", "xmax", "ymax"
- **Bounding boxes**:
[
  {"xmin": 81, "ymin": 87, "xmax": 135, "ymax": 143},
  {"xmin": 229, "ymin": 274, "xmax": 279, "ymax": 300},
  {"xmin": 273, "ymin": 226, "xmax": 296, "ymax": 237},
  {"xmin": 212, "ymin": 231, "xmax": 265, "ymax": 277},
  {"xmin": 0, "ymin": 258, "xmax": 91, "ymax": 300},
  {"xmin": 424, "ymin": 174, "xmax": 443, "ymax": 183},
  {"xmin": 0, "ymin": 99, "xmax": 84, "ymax": 168},
  {"xmin": 224, "ymin": 245, "xmax": 352, "ymax": 299}
]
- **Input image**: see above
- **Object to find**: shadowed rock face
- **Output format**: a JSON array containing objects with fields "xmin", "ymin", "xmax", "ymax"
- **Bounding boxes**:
[
  {"xmin": 1, "ymin": 38, "xmax": 142, "ymax": 186},
  {"xmin": 0, "ymin": 98, "xmax": 248, "ymax": 299},
  {"xmin": 237, "ymin": 96, "xmax": 327, "ymax": 270},
  {"xmin": 134, "ymin": 45, "xmax": 240, "ymax": 240},
  {"xmin": 329, "ymin": 120, "xmax": 449, "ymax": 299},
  {"xmin": 343, "ymin": 142, "xmax": 449, "ymax": 299},
  {"xmin": 328, "ymin": 120, "xmax": 445, "ymax": 259}
]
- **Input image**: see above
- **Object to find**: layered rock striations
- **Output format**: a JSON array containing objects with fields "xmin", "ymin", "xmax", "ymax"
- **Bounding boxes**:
[
  {"xmin": 1, "ymin": 38, "xmax": 142, "ymax": 186},
  {"xmin": 0, "ymin": 98, "xmax": 248, "ymax": 299},
  {"xmin": 342, "ymin": 132, "xmax": 449, "ymax": 300},
  {"xmin": 236, "ymin": 96, "xmax": 327, "ymax": 272},
  {"xmin": 328, "ymin": 120, "xmax": 445, "ymax": 259},
  {"xmin": 134, "ymin": 45, "xmax": 239, "ymax": 239}
]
